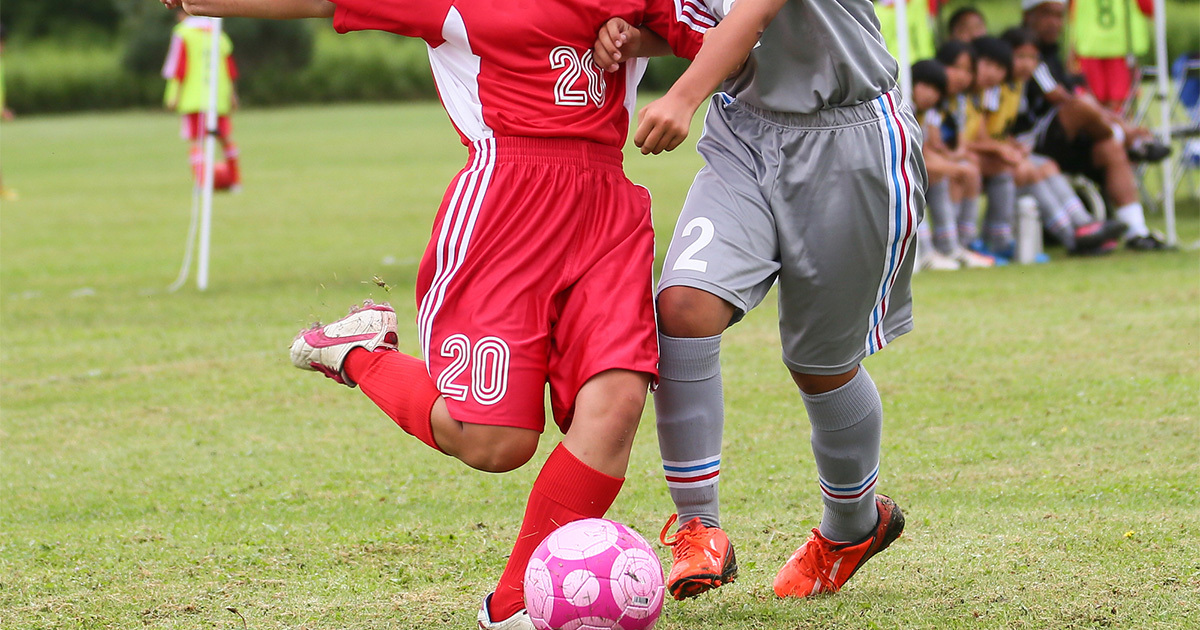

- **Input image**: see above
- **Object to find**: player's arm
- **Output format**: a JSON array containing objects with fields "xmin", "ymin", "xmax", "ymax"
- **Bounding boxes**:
[
  {"xmin": 166, "ymin": 0, "xmax": 334, "ymax": 19},
  {"xmin": 635, "ymin": 0, "xmax": 787, "ymax": 154}
]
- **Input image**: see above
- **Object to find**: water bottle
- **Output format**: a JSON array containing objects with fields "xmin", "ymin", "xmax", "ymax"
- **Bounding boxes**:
[{"xmin": 1015, "ymin": 196, "xmax": 1042, "ymax": 265}]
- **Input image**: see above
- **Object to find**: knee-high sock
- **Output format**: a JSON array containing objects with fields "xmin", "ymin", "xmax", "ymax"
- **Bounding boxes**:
[
  {"xmin": 957, "ymin": 195, "xmax": 980, "ymax": 248},
  {"xmin": 801, "ymin": 367, "xmax": 883, "ymax": 543},
  {"xmin": 1024, "ymin": 180, "xmax": 1076, "ymax": 249},
  {"xmin": 343, "ymin": 348, "xmax": 443, "ymax": 452},
  {"xmin": 926, "ymin": 180, "xmax": 959, "ymax": 256},
  {"xmin": 1045, "ymin": 174, "xmax": 1093, "ymax": 227},
  {"xmin": 490, "ymin": 444, "xmax": 624, "ymax": 620},
  {"xmin": 917, "ymin": 220, "xmax": 935, "ymax": 259},
  {"xmin": 984, "ymin": 173, "xmax": 1015, "ymax": 252},
  {"xmin": 655, "ymin": 333, "xmax": 724, "ymax": 528},
  {"xmin": 223, "ymin": 142, "xmax": 240, "ymax": 184}
]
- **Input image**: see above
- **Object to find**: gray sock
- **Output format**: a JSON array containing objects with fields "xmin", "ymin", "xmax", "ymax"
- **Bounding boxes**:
[
  {"xmin": 655, "ymin": 333, "xmax": 724, "ymax": 529},
  {"xmin": 1046, "ymin": 174, "xmax": 1094, "ymax": 227},
  {"xmin": 917, "ymin": 220, "xmax": 935, "ymax": 258},
  {"xmin": 926, "ymin": 180, "xmax": 959, "ymax": 255},
  {"xmin": 801, "ymin": 366, "xmax": 883, "ymax": 543},
  {"xmin": 957, "ymin": 196, "xmax": 979, "ymax": 248},
  {"xmin": 1025, "ymin": 180, "xmax": 1076, "ymax": 249},
  {"xmin": 984, "ymin": 174, "xmax": 1015, "ymax": 252}
]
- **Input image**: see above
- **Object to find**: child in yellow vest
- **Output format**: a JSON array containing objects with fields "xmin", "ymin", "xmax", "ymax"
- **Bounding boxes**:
[
  {"xmin": 1071, "ymin": 0, "xmax": 1152, "ymax": 112},
  {"xmin": 162, "ymin": 11, "xmax": 240, "ymax": 190}
]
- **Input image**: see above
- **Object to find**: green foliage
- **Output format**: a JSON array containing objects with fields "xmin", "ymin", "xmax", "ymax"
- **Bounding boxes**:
[{"xmin": 0, "ymin": 0, "xmax": 121, "ymax": 40}]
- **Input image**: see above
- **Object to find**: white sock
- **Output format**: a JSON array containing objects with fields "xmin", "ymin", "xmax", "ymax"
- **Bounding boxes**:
[
  {"xmin": 1111, "ymin": 124, "xmax": 1126, "ymax": 146},
  {"xmin": 1116, "ymin": 203, "xmax": 1150, "ymax": 238}
]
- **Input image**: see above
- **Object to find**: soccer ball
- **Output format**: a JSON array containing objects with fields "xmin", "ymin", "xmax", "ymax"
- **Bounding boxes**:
[{"xmin": 524, "ymin": 518, "xmax": 665, "ymax": 630}]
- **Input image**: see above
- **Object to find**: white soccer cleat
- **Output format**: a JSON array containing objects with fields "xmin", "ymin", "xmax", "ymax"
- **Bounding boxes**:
[
  {"xmin": 917, "ymin": 250, "xmax": 961, "ymax": 272},
  {"xmin": 290, "ymin": 300, "xmax": 399, "ymax": 387},
  {"xmin": 477, "ymin": 594, "xmax": 534, "ymax": 630},
  {"xmin": 954, "ymin": 248, "xmax": 997, "ymax": 269}
]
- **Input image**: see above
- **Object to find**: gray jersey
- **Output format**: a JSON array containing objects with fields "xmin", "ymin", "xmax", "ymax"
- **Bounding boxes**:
[{"xmin": 704, "ymin": 0, "xmax": 898, "ymax": 113}]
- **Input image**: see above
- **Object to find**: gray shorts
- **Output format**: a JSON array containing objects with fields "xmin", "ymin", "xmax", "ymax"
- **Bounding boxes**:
[{"xmin": 659, "ymin": 90, "xmax": 927, "ymax": 375}]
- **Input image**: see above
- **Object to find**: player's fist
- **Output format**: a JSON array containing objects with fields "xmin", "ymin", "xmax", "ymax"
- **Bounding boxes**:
[
  {"xmin": 594, "ymin": 17, "xmax": 640, "ymax": 73},
  {"xmin": 634, "ymin": 94, "xmax": 697, "ymax": 155}
]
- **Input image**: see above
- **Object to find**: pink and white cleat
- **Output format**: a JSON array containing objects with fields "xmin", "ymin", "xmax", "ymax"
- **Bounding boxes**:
[{"xmin": 290, "ymin": 300, "xmax": 398, "ymax": 387}]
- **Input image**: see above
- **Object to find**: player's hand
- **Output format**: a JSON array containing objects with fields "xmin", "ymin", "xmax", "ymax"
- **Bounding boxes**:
[
  {"xmin": 635, "ymin": 93, "xmax": 697, "ymax": 155},
  {"xmin": 161, "ymin": 0, "xmax": 183, "ymax": 9},
  {"xmin": 594, "ymin": 18, "xmax": 640, "ymax": 73}
]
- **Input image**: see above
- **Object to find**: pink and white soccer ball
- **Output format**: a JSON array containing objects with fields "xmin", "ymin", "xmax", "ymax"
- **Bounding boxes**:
[{"xmin": 524, "ymin": 518, "xmax": 665, "ymax": 630}]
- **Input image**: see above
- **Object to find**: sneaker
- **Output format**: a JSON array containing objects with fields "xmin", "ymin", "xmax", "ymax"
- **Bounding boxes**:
[
  {"xmin": 1069, "ymin": 220, "xmax": 1126, "ymax": 255},
  {"xmin": 1126, "ymin": 232, "xmax": 1172, "ymax": 251},
  {"xmin": 917, "ymin": 250, "xmax": 961, "ymax": 271},
  {"xmin": 968, "ymin": 239, "xmax": 1011, "ymax": 266},
  {"xmin": 1127, "ymin": 139, "xmax": 1171, "ymax": 163},
  {"xmin": 772, "ymin": 495, "xmax": 905, "ymax": 598},
  {"xmin": 953, "ymin": 248, "xmax": 997, "ymax": 268},
  {"xmin": 660, "ymin": 514, "xmax": 738, "ymax": 600},
  {"xmin": 477, "ymin": 593, "xmax": 534, "ymax": 630},
  {"xmin": 289, "ymin": 300, "xmax": 399, "ymax": 387}
]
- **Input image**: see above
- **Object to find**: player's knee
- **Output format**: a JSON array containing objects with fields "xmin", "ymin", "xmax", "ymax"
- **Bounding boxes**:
[
  {"xmin": 457, "ymin": 427, "xmax": 539, "ymax": 473},
  {"xmin": 791, "ymin": 366, "xmax": 858, "ymax": 396},
  {"xmin": 657, "ymin": 287, "xmax": 735, "ymax": 338}
]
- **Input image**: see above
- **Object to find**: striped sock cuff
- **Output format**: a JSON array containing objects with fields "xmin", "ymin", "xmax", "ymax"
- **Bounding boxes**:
[
  {"xmin": 819, "ymin": 465, "xmax": 879, "ymax": 504},
  {"xmin": 662, "ymin": 455, "xmax": 720, "ymax": 489}
]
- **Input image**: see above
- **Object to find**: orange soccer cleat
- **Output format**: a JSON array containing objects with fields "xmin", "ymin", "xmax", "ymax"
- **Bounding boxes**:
[
  {"xmin": 659, "ymin": 514, "xmax": 738, "ymax": 600},
  {"xmin": 773, "ymin": 495, "xmax": 905, "ymax": 598}
]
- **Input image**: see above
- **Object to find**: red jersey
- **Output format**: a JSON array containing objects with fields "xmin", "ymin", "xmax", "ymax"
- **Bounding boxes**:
[{"xmin": 332, "ymin": 0, "xmax": 711, "ymax": 148}]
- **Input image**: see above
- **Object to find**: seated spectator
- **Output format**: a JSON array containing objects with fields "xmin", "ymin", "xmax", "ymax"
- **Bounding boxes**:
[
  {"xmin": 999, "ymin": 27, "xmax": 1128, "ymax": 255},
  {"xmin": 1020, "ymin": 0, "xmax": 1169, "ymax": 251},
  {"xmin": 911, "ymin": 58, "xmax": 995, "ymax": 270},
  {"xmin": 946, "ymin": 5, "xmax": 987, "ymax": 43},
  {"xmin": 961, "ymin": 36, "xmax": 1020, "ymax": 260},
  {"xmin": 934, "ymin": 41, "xmax": 994, "ymax": 257}
]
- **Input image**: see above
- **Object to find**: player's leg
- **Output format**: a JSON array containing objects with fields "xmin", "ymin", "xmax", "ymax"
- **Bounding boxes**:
[
  {"xmin": 956, "ymin": 156, "xmax": 983, "ymax": 249},
  {"xmin": 1089, "ymin": 137, "xmax": 1166, "ymax": 249},
  {"xmin": 485, "ymin": 158, "xmax": 659, "ymax": 622},
  {"xmin": 767, "ymin": 91, "xmax": 919, "ymax": 598},
  {"xmin": 216, "ymin": 116, "xmax": 240, "ymax": 187},
  {"xmin": 979, "ymin": 156, "xmax": 1016, "ymax": 257},
  {"xmin": 653, "ymin": 96, "xmax": 782, "ymax": 600}
]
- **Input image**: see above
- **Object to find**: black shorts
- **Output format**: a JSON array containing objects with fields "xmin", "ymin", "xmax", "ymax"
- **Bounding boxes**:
[{"xmin": 1033, "ymin": 112, "xmax": 1106, "ymax": 185}]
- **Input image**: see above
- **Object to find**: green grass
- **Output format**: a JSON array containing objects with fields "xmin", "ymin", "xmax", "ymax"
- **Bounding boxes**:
[{"xmin": 1, "ymin": 103, "xmax": 1198, "ymax": 630}]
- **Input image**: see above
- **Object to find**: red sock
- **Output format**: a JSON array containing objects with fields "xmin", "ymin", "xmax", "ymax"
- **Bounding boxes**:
[
  {"xmin": 343, "ymin": 348, "xmax": 443, "ymax": 452},
  {"xmin": 189, "ymin": 145, "xmax": 205, "ymax": 183},
  {"xmin": 489, "ymin": 444, "xmax": 624, "ymax": 620},
  {"xmin": 224, "ymin": 143, "xmax": 240, "ymax": 184}
]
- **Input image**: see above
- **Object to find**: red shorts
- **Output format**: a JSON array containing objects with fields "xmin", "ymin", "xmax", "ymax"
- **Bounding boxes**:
[
  {"xmin": 180, "ymin": 113, "xmax": 232, "ymax": 141},
  {"xmin": 416, "ymin": 137, "xmax": 658, "ymax": 433},
  {"xmin": 1078, "ymin": 57, "xmax": 1133, "ymax": 104}
]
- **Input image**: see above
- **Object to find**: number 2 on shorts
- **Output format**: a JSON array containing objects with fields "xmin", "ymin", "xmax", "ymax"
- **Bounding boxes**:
[{"xmin": 672, "ymin": 217, "xmax": 715, "ymax": 273}]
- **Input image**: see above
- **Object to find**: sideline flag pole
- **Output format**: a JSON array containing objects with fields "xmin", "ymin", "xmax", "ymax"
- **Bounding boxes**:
[
  {"xmin": 197, "ymin": 17, "xmax": 223, "ymax": 291},
  {"xmin": 1151, "ymin": 0, "xmax": 1176, "ymax": 247},
  {"xmin": 895, "ymin": 0, "xmax": 912, "ymax": 102}
]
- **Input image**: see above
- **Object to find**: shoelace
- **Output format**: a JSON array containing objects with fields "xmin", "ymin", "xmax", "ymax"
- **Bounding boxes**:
[
  {"xmin": 660, "ymin": 514, "xmax": 708, "ymax": 563},
  {"xmin": 799, "ymin": 529, "xmax": 842, "ymax": 594}
]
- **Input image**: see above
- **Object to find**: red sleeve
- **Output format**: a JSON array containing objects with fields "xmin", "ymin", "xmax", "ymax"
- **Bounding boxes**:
[
  {"xmin": 1136, "ymin": 0, "xmax": 1153, "ymax": 16},
  {"xmin": 331, "ymin": 0, "xmax": 454, "ymax": 46},
  {"xmin": 226, "ymin": 55, "xmax": 238, "ymax": 82},
  {"xmin": 175, "ymin": 39, "xmax": 188, "ymax": 82},
  {"xmin": 640, "ymin": 0, "xmax": 712, "ymax": 60}
]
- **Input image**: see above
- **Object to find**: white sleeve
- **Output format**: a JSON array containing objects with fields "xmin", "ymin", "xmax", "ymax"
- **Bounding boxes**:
[{"xmin": 1033, "ymin": 63, "xmax": 1058, "ymax": 93}]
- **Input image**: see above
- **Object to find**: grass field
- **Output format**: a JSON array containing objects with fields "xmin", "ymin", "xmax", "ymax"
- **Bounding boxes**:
[{"xmin": 1, "ymin": 103, "xmax": 1198, "ymax": 630}]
